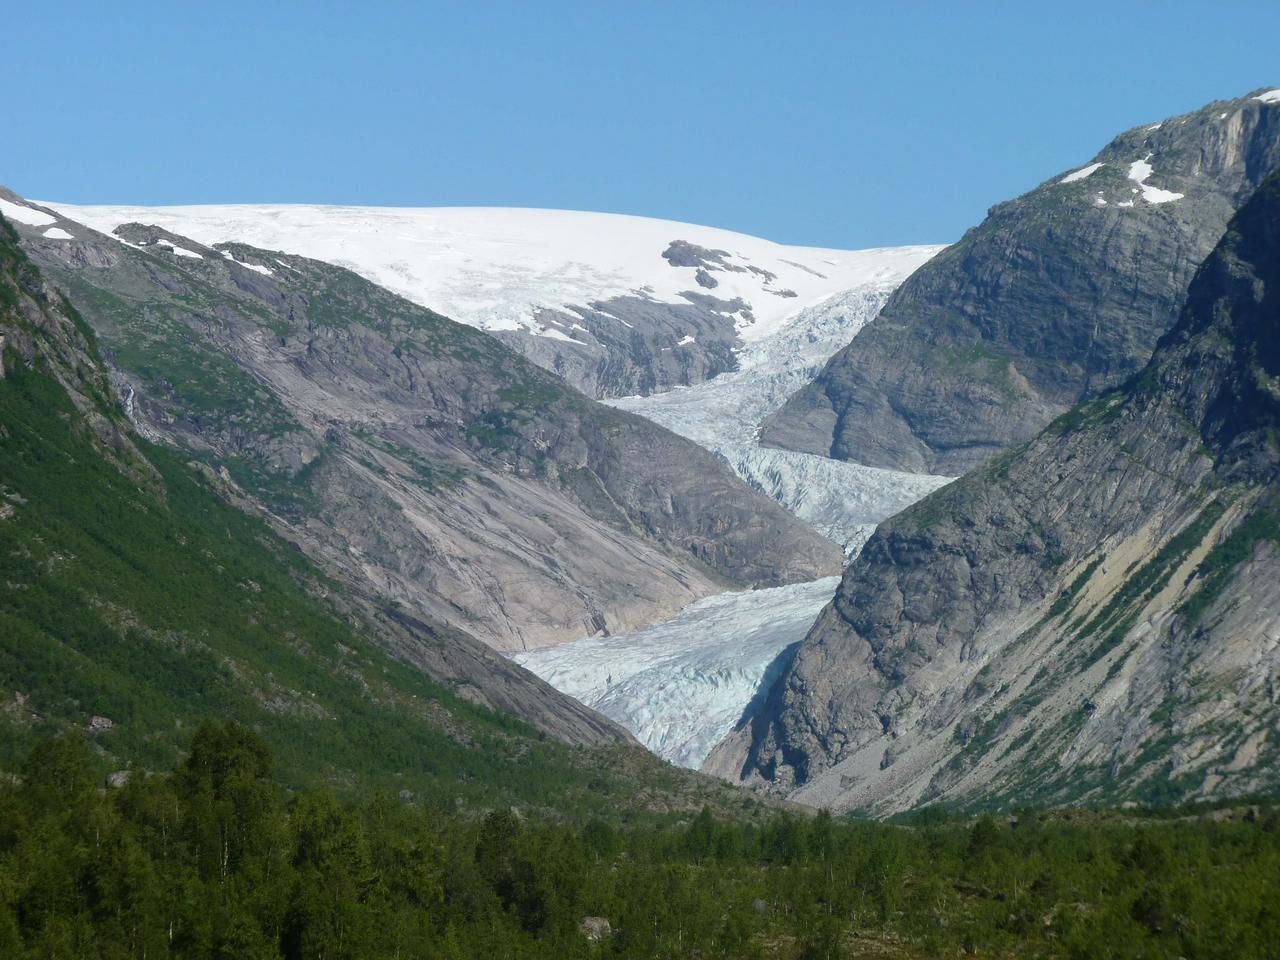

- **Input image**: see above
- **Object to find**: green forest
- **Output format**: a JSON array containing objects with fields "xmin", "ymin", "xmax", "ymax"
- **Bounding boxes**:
[{"xmin": 0, "ymin": 725, "xmax": 1275, "ymax": 960}]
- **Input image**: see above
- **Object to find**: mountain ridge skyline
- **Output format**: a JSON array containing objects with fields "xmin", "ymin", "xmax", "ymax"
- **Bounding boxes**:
[{"xmin": 9, "ymin": 1, "xmax": 1280, "ymax": 248}]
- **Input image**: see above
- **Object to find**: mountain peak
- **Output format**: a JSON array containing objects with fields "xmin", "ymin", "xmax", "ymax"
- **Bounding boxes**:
[
  {"xmin": 721, "ymin": 170, "xmax": 1280, "ymax": 813},
  {"xmin": 759, "ymin": 89, "xmax": 1280, "ymax": 474}
]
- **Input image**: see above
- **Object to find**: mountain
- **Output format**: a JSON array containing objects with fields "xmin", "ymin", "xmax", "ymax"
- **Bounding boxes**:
[
  {"xmin": 0, "ymin": 203, "xmax": 791, "ymax": 824},
  {"xmin": 42, "ymin": 203, "xmax": 934, "ymax": 399},
  {"xmin": 2, "ymin": 191, "xmax": 840, "ymax": 652},
  {"xmin": 760, "ymin": 88, "xmax": 1280, "ymax": 475},
  {"xmin": 0, "ymin": 208, "xmax": 644, "ymax": 791},
  {"xmin": 608, "ymin": 279, "xmax": 950, "ymax": 556},
  {"xmin": 711, "ymin": 168, "xmax": 1280, "ymax": 814}
]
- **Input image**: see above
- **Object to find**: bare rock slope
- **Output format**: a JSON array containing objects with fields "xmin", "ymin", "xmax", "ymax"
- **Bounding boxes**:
[
  {"xmin": 4, "ymin": 192, "xmax": 840, "ymax": 652},
  {"xmin": 762, "ymin": 88, "xmax": 1280, "ymax": 474},
  {"xmin": 714, "ymin": 169, "xmax": 1280, "ymax": 813}
]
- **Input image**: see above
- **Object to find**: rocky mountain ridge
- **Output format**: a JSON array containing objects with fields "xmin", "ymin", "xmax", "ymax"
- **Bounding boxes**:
[
  {"xmin": 711, "ymin": 169, "xmax": 1280, "ymax": 813},
  {"xmin": 761, "ymin": 88, "xmax": 1280, "ymax": 475},
  {"xmin": 3, "ymin": 191, "xmax": 839, "ymax": 652}
]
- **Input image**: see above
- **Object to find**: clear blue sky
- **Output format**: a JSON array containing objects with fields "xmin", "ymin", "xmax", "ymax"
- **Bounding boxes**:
[{"xmin": 8, "ymin": 1, "xmax": 1278, "ymax": 248}]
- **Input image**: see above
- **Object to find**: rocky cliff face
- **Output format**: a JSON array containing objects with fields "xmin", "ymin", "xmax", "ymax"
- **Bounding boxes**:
[
  {"xmin": 0, "ymin": 210, "xmax": 633, "ymax": 748},
  {"xmin": 4, "ymin": 193, "xmax": 839, "ymax": 652},
  {"xmin": 761, "ymin": 89, "xmax": 1280, "ymax": 475},
  {"xmin": 712, "ymin": 170, "xmax": 1280, "ymax": 813},
  {"xmin": 0, "ymin": 215, "xmax": 149, "ymax": 485},
  {"xmin": 491, "ymin": 293, "xmax": 742, "ymax": 399}
]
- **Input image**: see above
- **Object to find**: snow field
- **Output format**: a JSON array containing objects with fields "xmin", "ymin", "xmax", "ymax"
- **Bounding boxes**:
[{"xmin": 46, "ymin": 202, "xmax": 939, "ymax": 343}]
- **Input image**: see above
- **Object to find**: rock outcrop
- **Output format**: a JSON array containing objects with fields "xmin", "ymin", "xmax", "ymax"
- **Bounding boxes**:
[
  {"xmin": 716, "ymin": 169, "xmax": 1280, "ymax": 813},
  {"xmin": 761, "ymin": 89, "xmax": 1280, "ymax": 474}
]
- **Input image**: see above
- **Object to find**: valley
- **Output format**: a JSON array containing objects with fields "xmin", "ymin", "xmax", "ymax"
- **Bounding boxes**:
[
  {"xmin": 7, "ymin": 7, "xmax": 1280, "ymax": 956},
  {"xmin": 4, "ymin": 89, "xmax": 1280, "ymax": 818},
  {"xmin": 20, "ymin": 85, "xmax": 1280, "ymax": 804},
  {"xmin": 23, "ymin": 193, "xmax": 953, "ymax": 774}
]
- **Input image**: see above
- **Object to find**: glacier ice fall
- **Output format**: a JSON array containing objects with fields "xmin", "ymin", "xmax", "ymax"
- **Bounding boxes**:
[
  {"xmin": 515, "ymin": 578, "xmax": 842, "ymax": 769},
  {"xmin": 522, "ymin": 265, "xmax": 955, "ymax": 771},
  {"xmin": 608, "ymin": 283, "xmax": 953, "ymax": 557}
]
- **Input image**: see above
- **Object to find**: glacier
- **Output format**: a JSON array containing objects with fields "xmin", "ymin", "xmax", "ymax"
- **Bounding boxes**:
[
  {"xmin": 608, "ymin": 282, "xmax": 953, "ymax": 555},
  {"xmin": 514, "ymin": 577, "xmax": 841, "ymax": 769},
  {"xmin": 41, "ymin": 202, "xmax": 937, "ymax": 345},
  {"xmin": 520, "ymin": 269, "xmax": 956, "ymax": 771}
]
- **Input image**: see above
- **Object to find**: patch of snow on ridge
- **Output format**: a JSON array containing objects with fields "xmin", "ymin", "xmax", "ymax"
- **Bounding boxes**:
[
  {"xmin": 221, "ymin": 250, "xmax": 271, "ymax": 274},
  {"xmin": 1060, "ymin": 162, "xmax": 1104, "ymax": 184},
  {"xmin": 0, "ymin": 198, "xmax": 56, "ymax": 227},
  {"xmin": 1127, "ymin": 155, "xmax": 1184, "ymax": 204},
  {"xmin": 165, "ymin": 243, "xmax": 203, "ymax": 259},
  {"xmin": 43, "ymin": 202, "xmax": 941, "ymax": 344},
  {"xmin": 514, "ymin": 577, "xmax": 841, "ymax": 768},
  {"xmin": 1254, "ymin": 90, "xmax": 1280, "ymax": 104},
  {"xmin": 537, "ymin": 326, "xmax": 575, "ymax": 342},
  {"xmin": 42, "ymin": 227, "xmax": 74, "ymax": 240}
]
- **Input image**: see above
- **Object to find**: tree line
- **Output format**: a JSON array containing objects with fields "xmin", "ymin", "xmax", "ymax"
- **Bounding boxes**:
[{"xmin": 0, "ymin": 724, "xmax": 1276, "ymax": 959}]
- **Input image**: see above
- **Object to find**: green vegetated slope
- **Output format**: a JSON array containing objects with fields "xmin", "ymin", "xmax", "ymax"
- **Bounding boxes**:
[
  {"xmin": 1, "ymin": 727, "xmax": 1277, "ymax": 959},
  {"xmin": 0, "ymin": 214, "xmax": 748, "ymax": 818}
]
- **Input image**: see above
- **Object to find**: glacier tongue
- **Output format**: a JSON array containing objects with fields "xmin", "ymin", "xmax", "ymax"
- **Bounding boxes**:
[
  {"xmin": 514, "ymin": 578, "xmax": 841, "ymax": 768},
  {"xmin": 608, "ymin": 283, "xmax": 953, "ymax": 555},
  {"xmin": 520, "ymin": 267, "xmax": 956, "ymax": 771}
]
